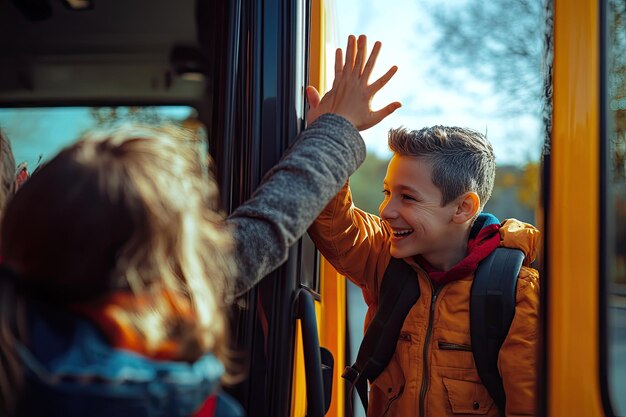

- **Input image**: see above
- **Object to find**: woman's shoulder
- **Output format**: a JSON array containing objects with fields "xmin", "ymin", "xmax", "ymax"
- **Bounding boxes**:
[{"xmin": 17, "ymin": 303, "xmax": 225, "ymax": 417}]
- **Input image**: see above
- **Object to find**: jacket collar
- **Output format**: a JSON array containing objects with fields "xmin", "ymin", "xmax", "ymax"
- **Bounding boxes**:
[{"xmin": 414, "ymin": 213, "xmax": 501, "ymax": 286}]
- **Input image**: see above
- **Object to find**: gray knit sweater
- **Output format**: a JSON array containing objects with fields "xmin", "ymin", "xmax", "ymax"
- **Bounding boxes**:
[{"xmin": 227, "ymin": 114, "xmax": 365, "ymax": 294}]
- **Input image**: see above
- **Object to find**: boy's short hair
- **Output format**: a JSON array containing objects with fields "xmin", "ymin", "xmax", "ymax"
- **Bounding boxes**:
[
  {"xmin": 1, "ymin": 130, "xmax": 16, "ymax": 211},
  {"xmin": 388, "ymin": 126, "xmax": 495, "ymax": 209}
]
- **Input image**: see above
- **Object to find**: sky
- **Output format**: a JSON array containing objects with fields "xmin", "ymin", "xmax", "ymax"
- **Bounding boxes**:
[{"xmin": 328, "ymin": 0, "xmax": 543, "ymax": 166}]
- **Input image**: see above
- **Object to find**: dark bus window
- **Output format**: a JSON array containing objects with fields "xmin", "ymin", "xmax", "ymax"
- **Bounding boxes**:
[
  {"xmin": 604, "ymin": 0, "xmax": 626, "ymax": 414},
  {"xmin": 0, "ymin": 106, "xmax": 206, "ymax": 174}
]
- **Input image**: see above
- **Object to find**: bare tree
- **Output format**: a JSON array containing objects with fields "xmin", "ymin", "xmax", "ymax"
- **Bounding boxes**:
[
  {"xmin": 428, "ymin": 0, "xmax": 546, "ymax": 117},
  {"xmin": 89, "ymin": 107, "xmax": 164, "ymax": 128},
  {"xmin": 608, "ymin": 0, "xmax": 626, "ymax": 181}
]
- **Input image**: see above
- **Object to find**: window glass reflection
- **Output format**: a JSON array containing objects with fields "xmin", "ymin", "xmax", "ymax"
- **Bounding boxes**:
[
  {"xmin": 606, "ymin": 0, "xmax": 626, "ymax": 414},
  {"xmin": 0, "ymin": 106, "xmax": 205, "ymax": 175}
]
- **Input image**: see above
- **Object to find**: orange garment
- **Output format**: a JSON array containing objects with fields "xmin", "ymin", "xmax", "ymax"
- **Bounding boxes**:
[
  {"xmin": 72, "ymin": 291, "xmax": 221, "ymax": 417},
  {"xmin": 72, "ymin": 290, "xmax": 193, "ymax": 360},
  {"xmin": 308, "ymin": 182, "xmax": 540, "ymax": 417}
]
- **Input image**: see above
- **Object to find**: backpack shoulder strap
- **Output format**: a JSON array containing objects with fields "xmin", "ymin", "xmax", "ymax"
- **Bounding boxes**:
[
  {"xmin": 342, "ymin": 257, "xmax": 420, "ymax": 414},
  {"xmin": 470, "ymin": 247, "xmax": 524, "ymax": 416}
]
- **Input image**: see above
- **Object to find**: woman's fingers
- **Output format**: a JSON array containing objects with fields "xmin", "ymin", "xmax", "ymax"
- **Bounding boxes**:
[
  {"xmin": 353, "ymin": 35, "xmax": 367, "ymax": 76},
  {"xmin": 305, "ymin": 86, "xmax": 321, "ymax": 109},
  {"xmin": 361, "ymin": 41, "xmax": 381, "ymax": 83},
  {"xmin": 368, "ymin": 65, "xmax": 398, "ymax": 94},
  {"xmin": 369, "ymin": 102, "xmax": 402, "ymax": 128},
  {"xmin": 343, "ymin": 35, "xmax": 357, "ymax": 75},
  {"xmin": 305, "ymin": 85, "xmax": 325, "ymax": 125},
  {"xmin": 333, "ymin": 47, "xmax": 343, "ymax": 89}
]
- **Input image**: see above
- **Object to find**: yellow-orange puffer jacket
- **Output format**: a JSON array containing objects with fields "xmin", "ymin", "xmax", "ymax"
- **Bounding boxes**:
[{"xmin": 308, "ymin": 183, "xmax": 540, "ymax": 417}]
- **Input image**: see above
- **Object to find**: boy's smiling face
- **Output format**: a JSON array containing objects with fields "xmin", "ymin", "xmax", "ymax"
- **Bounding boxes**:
[{"xmin": 379, "ymin": 154, "xmax": 460, "ymax": 261}]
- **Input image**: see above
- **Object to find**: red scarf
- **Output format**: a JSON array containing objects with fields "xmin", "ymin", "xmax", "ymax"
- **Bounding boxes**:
[{"xmin": 416, "ymin": 222, "xmax": 500, "ymax": 286}]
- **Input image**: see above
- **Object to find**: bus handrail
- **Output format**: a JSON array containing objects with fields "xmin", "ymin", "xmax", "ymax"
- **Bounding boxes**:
[{"xmin": 295, "ymin": 288, "xmax": 326, "ymax": 417}]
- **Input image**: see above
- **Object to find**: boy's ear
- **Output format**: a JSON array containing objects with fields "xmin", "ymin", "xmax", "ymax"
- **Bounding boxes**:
[{"xmin": 452, "ymin": 192, "xmax": 480, "ymax": 224}]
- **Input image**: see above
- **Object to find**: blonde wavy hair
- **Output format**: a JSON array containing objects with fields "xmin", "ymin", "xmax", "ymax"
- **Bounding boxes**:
[{"xmin": 0, "ymin": 125, "xmax": 237, "ymax": 411}]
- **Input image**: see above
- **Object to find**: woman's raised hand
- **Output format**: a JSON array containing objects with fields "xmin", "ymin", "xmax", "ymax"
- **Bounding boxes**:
[{"xmin": 305, "ymin": 34, "xmax": 401, "ymax": 131}]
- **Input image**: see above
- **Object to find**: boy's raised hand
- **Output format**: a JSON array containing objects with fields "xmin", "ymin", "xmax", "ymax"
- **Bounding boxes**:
[{"xmin": 306, "ymin": 34, "xmax": 401, "ymax": 131}]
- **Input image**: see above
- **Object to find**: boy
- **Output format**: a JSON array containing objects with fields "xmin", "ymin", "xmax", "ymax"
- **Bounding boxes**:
[{"xmin": 308, "ymin": 126, "xmax": 540, "ymax": 417}]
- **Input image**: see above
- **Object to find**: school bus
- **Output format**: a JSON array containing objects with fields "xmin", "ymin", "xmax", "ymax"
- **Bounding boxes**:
[
  {"xmin": 0, "ymin": 0, "xmax": 624, "ymax": 416},
  {"xmin": 545, "ymin": 0, "xmax": 624, "ymax": 416}
]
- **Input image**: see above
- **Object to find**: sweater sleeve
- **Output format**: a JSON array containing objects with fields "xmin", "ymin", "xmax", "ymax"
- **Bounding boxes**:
[
  {"xmin": 307, "ymin": 180, "xmax": 390, "ymax": 301},
  {"xmin": 227, "ymin": 114, "xmax": 365, "ymax": 295}
]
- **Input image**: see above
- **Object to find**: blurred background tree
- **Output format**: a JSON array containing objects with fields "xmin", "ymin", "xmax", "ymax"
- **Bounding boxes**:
[
  {"xmin": 608, "ymin": 0, "xmax": 626, "ymax": 283},
  {"xmin": 90, "ymin": 107, "xmax": 164, "ymax": 128},
  {"xmin": 349, "ymin": 153, "xmax": 389, "ymax": 214},
  {"xmin": 428, "ymin": 0, "xmax": 546, "ymax": 117},
  {"xmin": 608, "ymin": 0, "xmax": 626, "ymax": 182}
]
